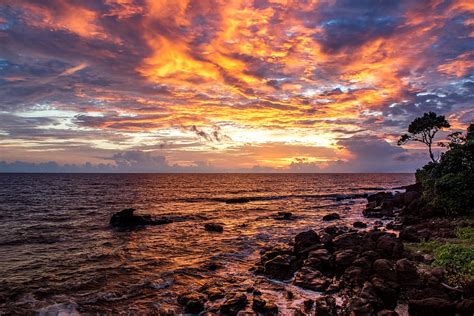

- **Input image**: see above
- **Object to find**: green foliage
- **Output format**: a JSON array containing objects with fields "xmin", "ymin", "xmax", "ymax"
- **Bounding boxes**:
[
  {"xmin": 456, "ymin": 227, "xmax": 474, "ymax": 242},
  {"xmin": 432, "ymin": 243, "xmax": 474, "ymax": 282},
  {"xmin": 415, "ymin": 124, "xmax": 474, "ymax": 216}
]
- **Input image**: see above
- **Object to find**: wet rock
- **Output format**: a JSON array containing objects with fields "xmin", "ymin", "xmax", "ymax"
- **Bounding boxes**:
[
  {"xmin": 314, "ymin": 296, "xmax": 337, "ymax": 316},
  {"xmin": 404, "ymin": 183, "xmax": 422, "ymax": 192},
  {"xmin": 205, "ymin": 287, "xmax": 225, "ymax": 301},
  {"xmin": 323, "ymin": 213, "xmax": 340, "ymax": 221},
  {"xmin": 294, "ymin": 230, "xmax": 320, "ymax": 253},
  {"xmin": 367, "ymin": 192, "xmax": 393, "ymax": 205},
  {"xmin": 457, "ymin": 299, "xmax": 474, "ymax": 315},
  {"xmin": 293, "ymin": 267, "xmax": 331, "ymax": 291},
  {"xmin": 220, "ymin": 293, "xmax": 248, "ymax": 315},
  {"xmin": 274, "ymin": 211, "xmax": 293, "ymax": 220},
  {"xmin": 332, "ymin": 232, "xmax": 364, "ymax": 250},
  {"xmin": 304, "ymin": 248, "xmax": 332, "ymax": 271},
  {"xmin": 252, "ymin": 296, "xmax": 278, "ymax": 315},
  {"xmin": 204, "ymin": 223, "xmax": 224, "ymax": 232},
  {"xmin": 263, "ymin": 254, "xmax": 296, "ymax": 280},
  {"xmin": 395, "ymin": 258, "xmax": 419, "ymax": 287},
  {"xmin": 408, "ymin": 298, "xmax": 455, "ymax": 315},
  {"xmin": 399, "ymin": 227, "xmax": 421, "ymax": 242},
  {"xmin": 303, "ymin": 299, "xmax": 314, "ymax": 312},
  {"xmin": 353, "ymin": 221, "xmax": 368, "ymax": 228},
  {"xmin": 373, "ymin": 259, "xmax": 396, "ymax": 281},
  {"xmin": 225, "ymin": 197, "xmax": 251, "ymax": 204},
  {"xmin": 177, "ymin": 292, "xmax": 206, "ymax": 314},
  {"xmin": 109, "ymin": 208, "xmax": 172, "ymax": 228}
]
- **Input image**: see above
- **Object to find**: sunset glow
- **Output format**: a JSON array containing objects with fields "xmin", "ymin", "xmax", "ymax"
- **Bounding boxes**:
[{"xmin": 0, "ymin": 0, "xmax": 473, "ymax": 172}]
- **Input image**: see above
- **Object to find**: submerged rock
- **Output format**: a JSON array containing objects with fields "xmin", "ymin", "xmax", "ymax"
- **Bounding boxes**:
[
  {"xmin": 323, "ymin": 213, "xmax": 341, "ymax": 221},
  {"xmin": 274, "ymin": 211, "xmax": 293, "ymax": 220},
  {"xmin": 353, "ymin": 221, "xmax": 368, "ymax": 228},
  {"xmin": 220, "ymin": 293, "xmax": 248, "ymax": 314},
  {"xmin": 225, "ymin": 197, "xmax": 251, "ymax": 204},
  {"xmin": 204, "ymin": 223, "xmax": 224, "ymax": 232},
  {"xmin": 177, "ymin": 292, "xmax": 206, "ymax": 314},
  {"xmin": 109, "ymin": 208, "xmax": 172, "ymax": 228}
]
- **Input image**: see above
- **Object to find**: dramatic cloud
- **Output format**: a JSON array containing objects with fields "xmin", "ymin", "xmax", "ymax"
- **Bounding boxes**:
[{"xmin": 0, "ymin": 0, "xmax": 473, "ymax": 172}]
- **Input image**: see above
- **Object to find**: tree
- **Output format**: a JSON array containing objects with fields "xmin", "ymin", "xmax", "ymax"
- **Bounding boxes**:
[{"xmin": 398, "ymin": 112, "xmax": 450, "ymax": 162}]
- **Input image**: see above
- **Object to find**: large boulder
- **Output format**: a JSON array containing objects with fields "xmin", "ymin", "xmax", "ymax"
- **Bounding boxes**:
[
  {"xmin": 293, "ymin": 267, "xmax": 331, "ymax": 292},
  {"xmin": 177, "ymin": 292, "xmax": 207, "ymax": 314},
  {"xmin": 263, "ymin": 254, "xmax": 296, "ymax": 280},
  {"xmin": 204, "ymin": 223, "xmax": 224, "ymax": 232},
  {"xmin": 399, "ymin": 227, "xmax": 421, "ymax": 242},
  {"xmin": 109, "ymin": 208, "xmax": 172, "ymax": 228},
  {"xmin": 220, "ymin": 293, "xmax": 248, "ymax": 315},
  {"xmin": 323, "ymin": 213, "xmax": 340, "ymax": 221},
  {"xmin": 376, "ymin": 235, "xmax": 404, "ymax": 258},
  {"xmin": 294, "ymin": 230, "xmax": 320, "ymax": 253}
]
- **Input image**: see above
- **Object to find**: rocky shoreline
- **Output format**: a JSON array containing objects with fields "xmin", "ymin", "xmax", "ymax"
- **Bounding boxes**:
[{"xmin": 168, "ymin": 184, "xmax": 473, "ymax": 315}]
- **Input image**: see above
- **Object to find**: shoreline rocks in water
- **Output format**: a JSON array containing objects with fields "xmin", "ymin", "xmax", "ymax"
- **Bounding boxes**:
[
  {"xmin": 204, "ymin": 223, "xmax": 224, "ymax": 232},
  {"xmin": 109, "ymin": 208, "xmax": 172, "ymax": 228}
]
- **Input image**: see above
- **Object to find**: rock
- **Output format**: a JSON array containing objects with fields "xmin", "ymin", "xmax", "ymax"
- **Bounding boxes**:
[
  {"xmin": 205, "ymin": 287, "xmax": 225, "ymax": 301},
  {"xmin": 371, "ymin": 276, "xmax": 399, "ymax": 309},
  {"xmin": 252, "ymin": 296, "xmax": 278, "ymax": 315},
  {"xmin": 303, "ymin": 299, "xmax": 314, "ymax": 312},
  {"xmin": 353, "ymin": 221, "xmax": 368, "ymax": 228},
  {"xmin": 373, "ymin": 259, "xmax": 396, "ymax": 281},
  {"xmin": 376, "ymin": 235, "xmax": 404, "ymax": 258},
  {"xmin": 220, "ymin": 293, "xmax": 248, "ymax": 315},
  {"xmin": 399, "ymin": 227, "xmax": 421, "ymax": 242},
  {"xmin": 367, "ymin": 192, "xmax": 393, "ymax": 205},
  {"xmin": 334, "ymin": 249, "xmax": 355, "ymax": 270},
  {"xmin": 314, "ymin": 296, "xmax": 337, "ymax": 316},
  {"xmin": 109, "ymin": 208, "xmax": 172, "ymax": 228},
  {"xmin": 457, "ymin": 299, "xmax": 474, "ymax": 315},
  {"xmin": 346, "ymin": 297, "xmax": 374, "ymax": 315},
  {"xmin": 408, "ymin": 298, "xmax": 455, "ymax": 315},
  {"xmin": 342, "ymin": 266, "xmax": 365, "ymax": 286},
  {"xmin": 225, "ymin": 197, "xmax": 251, "ymax": 204},
  {"xmin": 263, "ymin": 254, "xmax": 296, "ymax": 280},
  {"xmin": 304, "ymin": 249, "xmax": 332, "ymax": 271},
  {"xmin": 293, "ymin": 267, "xmax": 331, "ymax": 291},
  {"xmin": 177, "ymin": 292, "xmax": 206, "ymax": 314},
  {"xmin": 332, "ymin": 232, "xmax": 364, "ymax": 250},
  {"xmin": 294, "ymin": 230, "xmax": 320, "ymax": 253},
  {"xmin": 323, "ymin": 213, "xmax": 340, "ymax": 221},
  {"xmin": 274, "ymin": 211, "xmax": 293, "ymax": 220},
  {"xmin": 404, "ymin": 183, "xmax": 422, "ymax": 193},
  {"xmin": 395, "ymin": 258, "xmax": 419, "ymax": 286},
  {"xmin": 204, "ymin": 223, "xmax": 224, "ymax": 232}
]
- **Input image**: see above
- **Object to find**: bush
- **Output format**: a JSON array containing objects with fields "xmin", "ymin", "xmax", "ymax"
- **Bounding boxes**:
[
  {"xmin": 415, "ymin": 127, "xmax": 474, "ymax": 216},
  {"xmin": 432, "ymin": 243, "xmax": 474, "ymax": 282}
]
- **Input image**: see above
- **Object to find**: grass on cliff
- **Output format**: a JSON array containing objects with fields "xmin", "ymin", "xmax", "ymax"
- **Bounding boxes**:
[{"xmin": 406, "ymin": 226, "xmax": 474, "ymax": 285}]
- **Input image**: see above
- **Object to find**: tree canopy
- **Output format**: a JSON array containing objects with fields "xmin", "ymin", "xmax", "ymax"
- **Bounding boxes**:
[{"xmin": 398, "ymin": 112, "xmax": 450, "ymax": 162}]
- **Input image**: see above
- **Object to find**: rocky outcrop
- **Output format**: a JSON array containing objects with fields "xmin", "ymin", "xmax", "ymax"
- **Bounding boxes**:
[
  {"xmin": 204, "ymin": 223, "xmax": 224, "ymax": 232},
  {"xmin": 109, "ymin": 208, "xmax": 172, "ymax": 228}
]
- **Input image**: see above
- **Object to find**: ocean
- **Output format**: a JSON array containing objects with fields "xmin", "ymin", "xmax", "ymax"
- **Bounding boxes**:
[{"xmin": 0, "ymin": 173, "xmax": 414, "ymax": 314}]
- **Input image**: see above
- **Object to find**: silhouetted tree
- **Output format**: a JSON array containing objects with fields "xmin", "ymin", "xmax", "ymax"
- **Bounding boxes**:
[{"xmin": 398, "ymin": 112, "xmax": 450, "ymax": 162}]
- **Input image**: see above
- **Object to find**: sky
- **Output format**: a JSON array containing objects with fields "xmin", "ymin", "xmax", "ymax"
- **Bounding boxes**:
[{"xmin": 0, "ymin": 0, "xmax": 473, "ymax": 173}]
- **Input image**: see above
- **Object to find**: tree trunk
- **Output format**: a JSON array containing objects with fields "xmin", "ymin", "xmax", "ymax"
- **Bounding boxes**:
[{"xmin": 428, "ymin": 143, "xmax": 436, "ymax": 162}]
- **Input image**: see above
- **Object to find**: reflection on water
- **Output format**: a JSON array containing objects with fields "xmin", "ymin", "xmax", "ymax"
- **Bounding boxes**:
[{"xmin": 0, "ymin": 173, "xmax": 414, "ymax": 314}]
